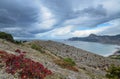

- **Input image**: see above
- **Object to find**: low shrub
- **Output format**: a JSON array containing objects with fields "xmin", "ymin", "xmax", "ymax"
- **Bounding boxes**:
[
  {"xmin": 14, "ymin": 40, "xmax": 22, "ymax": 44},
  {"xmin": 63, "ymin": 58, "xmax": 76, "ymax": 66},
  {"xmin": 54, "ymin": 57, "xmax": 78, "ymax": 72},
  {"xmin": 0, "ymin": 32, "xmax": 14, "ymax": 42},
  {"xmin": 106, "ymin": 64, "xmax": 120, "ymax": 79},
  {"xmin": 0, "ymin": 49, "xmax": 52, "ymax": 79},
  {"xmin": 31, "ymin": 44, "xmax": 45, "ymax": 53},
  {"xmin": 14, "ymin": 40, "xmax": 27, "ymax": 45}
]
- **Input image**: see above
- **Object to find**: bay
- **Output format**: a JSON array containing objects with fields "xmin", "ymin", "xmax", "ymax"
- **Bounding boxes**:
[{"xmin": 56, "ymin": 40, "xmax": 120, "ymax": 57}]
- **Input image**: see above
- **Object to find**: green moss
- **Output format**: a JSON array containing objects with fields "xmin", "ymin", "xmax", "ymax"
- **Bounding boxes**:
[
  {"xmin": 31, "ymin": 44, "xmax": 45, "ymax": 53},
  {"xmin": 63, "ymin": 58, "xmax": 76, "ymax": 66}
]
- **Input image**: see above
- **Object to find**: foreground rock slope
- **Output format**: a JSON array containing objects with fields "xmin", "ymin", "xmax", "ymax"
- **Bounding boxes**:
[{"xmin": 0, "ymin": 39, "xmax": 120, "ymax": 79}]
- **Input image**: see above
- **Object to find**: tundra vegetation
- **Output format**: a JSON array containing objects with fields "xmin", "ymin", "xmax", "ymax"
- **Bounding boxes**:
[{"xmin": 0, "ymin": 49, "xmax": 52, "ymax": 79}]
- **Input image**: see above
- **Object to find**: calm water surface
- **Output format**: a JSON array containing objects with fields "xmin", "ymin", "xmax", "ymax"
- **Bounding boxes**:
[{"xmin": 56, "ymin": 40, "xmax": 120, "ymax": 56}]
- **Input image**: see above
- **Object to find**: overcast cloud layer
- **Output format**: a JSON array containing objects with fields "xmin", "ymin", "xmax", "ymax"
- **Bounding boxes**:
[{"xmin": 0, "ymin": 0, "xmax": 120, "ymax": 39}]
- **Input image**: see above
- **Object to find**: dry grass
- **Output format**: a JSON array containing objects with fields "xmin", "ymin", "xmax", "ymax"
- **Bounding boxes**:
[{"xmin": 54, "ymin": 59, "xmax": 79, "ymax": 72}]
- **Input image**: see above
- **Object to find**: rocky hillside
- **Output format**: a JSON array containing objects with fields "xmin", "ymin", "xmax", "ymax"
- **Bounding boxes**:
[
  {"xmin": 69, "ymin": 34, "xmax": 120, "ymax": 45},
  {"xmin": 0, "ymin": 39, "xmax": 120, "ymax": 79}
]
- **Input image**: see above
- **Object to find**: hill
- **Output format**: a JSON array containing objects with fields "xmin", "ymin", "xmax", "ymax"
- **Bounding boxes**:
[
  {"xmin": 68, "ymin": 34, "xmax": 120, "ymax": 45},
  {"xmin": 0, "ymin": 38, "xmax": 120, "ymax": 79}
]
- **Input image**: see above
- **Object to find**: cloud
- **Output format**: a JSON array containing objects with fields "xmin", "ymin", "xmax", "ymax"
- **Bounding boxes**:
[
  {"xmin": 97, "ymin": 18, "xmax": 120, "ymax": 35},
  {"xmin": 0, "ymin": 0, "xmax": 120, "ymax": 39},
  {"xmin": 35, "ymin": 25, "xmax": 73, "ymax": 39},
  {"xmin": 71, "ymin": 26, "xmax": 110, "ymax": 37},
  {"xmin": 36, "ymin": 25, "xmax": 111, "ymax": 39}
]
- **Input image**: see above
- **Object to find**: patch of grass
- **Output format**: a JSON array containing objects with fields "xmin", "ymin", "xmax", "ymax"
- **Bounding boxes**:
[
  {"xmin": 31, "ymin": 44, "xmax": 45, "ymax": 53},
  {"xmin": 54, "ymin": 58, "xmax": 78, "ymax": 72},
  {"xmin": 63, "ymin": 58, "xmax": 76, "ymax": 66}
]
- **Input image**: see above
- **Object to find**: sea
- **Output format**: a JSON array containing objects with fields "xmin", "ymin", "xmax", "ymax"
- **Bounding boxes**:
[{"xmin": 55, "ymin": 40, "xmax": 120, "ymax": 57}]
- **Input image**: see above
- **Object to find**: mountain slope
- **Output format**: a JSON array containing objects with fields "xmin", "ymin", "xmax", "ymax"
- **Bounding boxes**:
[
  {"xmin": 28, "ymin": 40, "xmax": 120, "ymax": 79},
  {"xmin": 0, "ymin": 39, "xmax": 120, "ymax": 79}
]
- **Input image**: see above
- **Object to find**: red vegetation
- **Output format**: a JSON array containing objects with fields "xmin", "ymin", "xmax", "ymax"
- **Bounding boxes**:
[{"xmin": 0, "ymin": 49, "xmax": 52, "ymax": 79}]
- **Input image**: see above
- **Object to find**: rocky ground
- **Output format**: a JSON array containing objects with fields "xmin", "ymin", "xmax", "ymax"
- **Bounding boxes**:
[{"xmin": 0, "ymin": 39, "xmax": 120, "ymax": 79}]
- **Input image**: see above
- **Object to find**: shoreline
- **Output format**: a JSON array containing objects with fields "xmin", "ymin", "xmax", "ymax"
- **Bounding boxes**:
[{"xmin": 56, "ymin": 40, "xmax": 120, "ymax": 57}]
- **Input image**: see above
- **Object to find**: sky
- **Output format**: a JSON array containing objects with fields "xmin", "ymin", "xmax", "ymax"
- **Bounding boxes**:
[{"xmin": 0, "ymin": 0, "xmax": 120, "ymax": 39}]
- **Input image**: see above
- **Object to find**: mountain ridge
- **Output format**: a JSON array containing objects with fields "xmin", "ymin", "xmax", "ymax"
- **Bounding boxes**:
[{"xmin": 68, "ymin": 34, "xmax": 120, "ymax": 45}]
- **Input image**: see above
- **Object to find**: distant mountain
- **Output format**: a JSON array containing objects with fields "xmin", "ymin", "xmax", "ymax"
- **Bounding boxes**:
[{"xmin": 68, "ymin": 34, "xmax": 120, "ymax": 45}]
